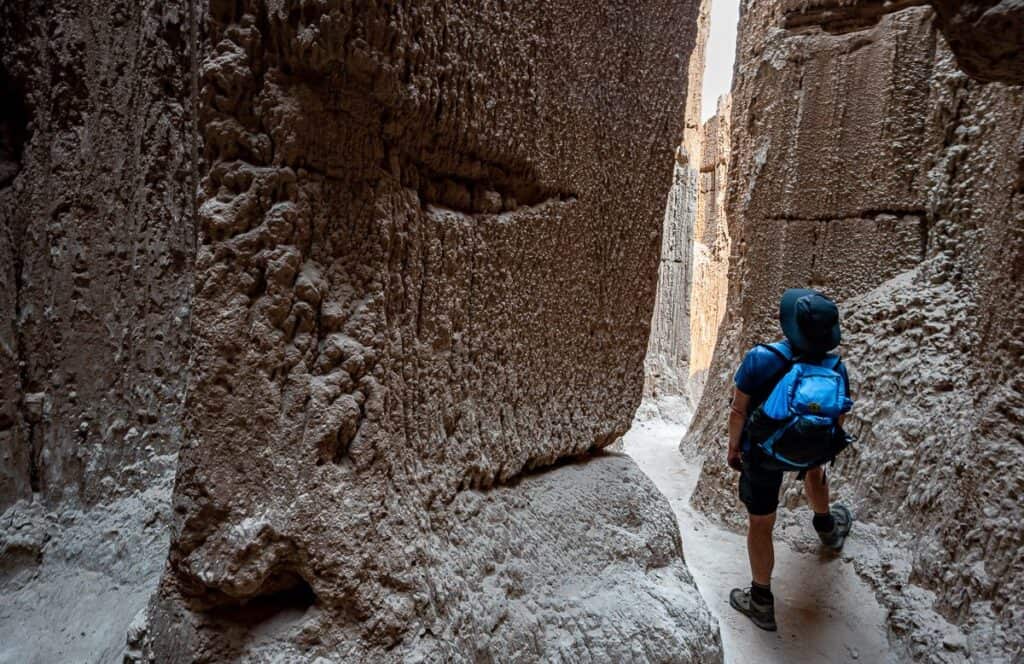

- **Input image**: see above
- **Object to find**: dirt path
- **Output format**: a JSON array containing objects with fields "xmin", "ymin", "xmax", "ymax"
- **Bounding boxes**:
[{"xmin": 624, "ymin": 419, "xmax": 897, "ymax": 664}]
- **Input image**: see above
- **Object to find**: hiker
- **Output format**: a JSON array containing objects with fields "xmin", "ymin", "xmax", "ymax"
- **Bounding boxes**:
[{"xmin": 726, "ymin": 288, "xmax": 855, "ymax": 631}]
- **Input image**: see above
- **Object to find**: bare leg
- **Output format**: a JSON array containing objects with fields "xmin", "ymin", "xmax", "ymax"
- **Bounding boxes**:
[
  {"xmin": 747, "ymin": 512, "xmax": 777, "ymax": 586},
  {"xmin": 804, "ymin": 466, "xmax": 830, "ymax": 514}
]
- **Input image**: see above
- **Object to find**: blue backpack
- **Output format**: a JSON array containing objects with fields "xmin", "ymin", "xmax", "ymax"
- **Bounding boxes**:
[{"xmin": 746, "ymin": 344, "xmax": 854, "ymax": 469}]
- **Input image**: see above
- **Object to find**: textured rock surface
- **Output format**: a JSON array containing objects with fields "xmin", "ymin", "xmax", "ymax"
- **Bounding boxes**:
[
  {"xmin": 928, "ymin": 0, "xmax": 1024, "ymax": 83},
  {"xmin": 0, "ymin": 0, "xmax": 726, "ymax": 661},
  {"xmin": 139, "ymin": 0, "xmax": 720, "ymax": 660},
  {"xmin": 644, "ymin": 156, "xmax": 699, "ymax": 419},
  {"xmin": 687, "ymin": 96, "xmax": 732, "ymax": 403},
  {"xmin": 150, "ymin": 454, "xmax": 722, "ymax": 662},
  {"xmin": 781, "ymin": 0, "xmax": 1024, "ymax": 82},
  {"xmin": 1, "ymin": 460, "xmax": 175, "ymax": 664},
  {"xmin": 642, "ymin": 1, "xmax": 732, "ymax": 419},
  {"xmin": 644, "ymin": 0, "xmax": 711, "ymax": 416},
  {"xmin": 686, "ymin": 0, "xmax": 1023, "ymax": 660},
  {"xmin": 0, "ymin": 1, "xmax": 194, "ymax": 660},
  {"xmin": 642, "ymin": 97, "xmax": 732, "ymax": 420},
  {"xmin": 0, "ymin": 0, "xmax": 194, "ymax": 511}
]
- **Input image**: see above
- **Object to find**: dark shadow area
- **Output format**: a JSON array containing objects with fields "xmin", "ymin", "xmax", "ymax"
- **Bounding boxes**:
[
  {"xmin": 206, "ymin": 573, "xmax": 316, "ymax": 626},
  {"xmin": 0, "ymin": 65, "xmax": 30, "ymax": 189}
]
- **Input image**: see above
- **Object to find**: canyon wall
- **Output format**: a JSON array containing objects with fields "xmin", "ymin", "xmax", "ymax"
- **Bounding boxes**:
[
  {"xmin": 928, "ymin": 0, "xmax": 1024, "ymax": 84},
  {"xmin": 0, "ymin": 0, "xmax": 194, "ymax": 518},
  {"xmin": 0, "ymin": 2, "xmax": 195, "ymax": 661},
  {"xmin": 0, "ymin": 1, "xmax": 726, "ymax": 662},
  {"xmin": 643, "ymin": 0, "xmax": 710, "ymax": 416},
  {"xmin": 686, "ymin": 0, "xmax": 1023, "ymax": 660},
  {"xmin": 642, "ymin": 2, "xmax": 732, "ymax": 419},
  {"xmin": 141, "ymin": 1, "xmax": 720, "ymax": 661},
  {"xmin": 688, "ymin": 95, "xmax": 732, "ymax": 402}
]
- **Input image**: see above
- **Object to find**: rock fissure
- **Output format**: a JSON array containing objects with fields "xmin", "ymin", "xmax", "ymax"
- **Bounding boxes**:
[
  {"xmin": 0, "ymin": 66, "xmax": 30, "ymax": 190},
  {"xmin": 765, "ymin": 208, "xmax": 929, "ymax": 222}
]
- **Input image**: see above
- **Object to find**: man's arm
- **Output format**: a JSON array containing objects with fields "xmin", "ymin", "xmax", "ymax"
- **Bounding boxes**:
[{"xmin": 727, "ymin": 388, "xmax": 751, "ymax": 471}]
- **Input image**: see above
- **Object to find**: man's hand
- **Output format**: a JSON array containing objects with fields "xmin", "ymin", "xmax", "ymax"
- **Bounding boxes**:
[
  {"xmin": 727, "ymin": 445, "xmax": 743, "ymax": 472},
  {"xmin": 727, "ymin": 388, "xmax": 750, "ymax": 472}
]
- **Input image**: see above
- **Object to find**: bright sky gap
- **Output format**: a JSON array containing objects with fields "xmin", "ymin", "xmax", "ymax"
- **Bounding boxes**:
[{"xmin": 701, "ymin": 0, "xmax": 740, "ymax": 120}]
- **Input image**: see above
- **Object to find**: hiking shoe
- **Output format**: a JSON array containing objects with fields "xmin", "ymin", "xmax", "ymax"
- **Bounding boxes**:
[
  {"xmin": 729, "ymin": 587, "xmax": 777, "ymax": 631},
  {"xmin": 817, "ymin": 503, "xmax": 853, "ymax": 551}
]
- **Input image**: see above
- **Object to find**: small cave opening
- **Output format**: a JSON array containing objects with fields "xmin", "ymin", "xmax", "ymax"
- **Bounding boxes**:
[{"xmin": 0, "ymin": 65, "xmax": 30, "ymax": 189}]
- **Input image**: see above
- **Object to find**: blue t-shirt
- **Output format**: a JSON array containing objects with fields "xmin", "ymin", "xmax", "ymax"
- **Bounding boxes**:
[{"xmin": 734, "ymin": 340, "xmax": 849, "ymax": 398}]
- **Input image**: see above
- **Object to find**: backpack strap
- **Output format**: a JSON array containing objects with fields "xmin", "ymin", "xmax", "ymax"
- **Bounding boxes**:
[
  {"xmin": 758, "ymin": 342, "xmax": 794, "ymax": 364},
  {"xmin": 755, "ymin": 343, "xmax": 796, "ymax": 394},
  {"xmin": 742, "ymin": 343, "xmax": 800, "ymax": 452},
  {"xmin": 825, "ymin": 354, "xmax": 851, "ymax": 398}
]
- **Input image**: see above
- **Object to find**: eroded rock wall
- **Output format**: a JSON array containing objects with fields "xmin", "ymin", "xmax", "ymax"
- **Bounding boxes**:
[
  {"xmin": 688, "ymin": 96, "xmax": 732, "ymax": 402},
  {"xmin": 144, "ymin": 1, "xmax": 720, "ymax": 660},
  {"xmin": 643, "ymin": 0, "xmax": 711, "ymax": 417},
  {"xmin": 782, "ymin": 0, "xmax": 1024, "ymax": 84},
  {"xmin": 642, "ymin": 2, "xmax": 733, "ymax": 419},
  {"xmin": 928, "ymin": 0, "xmax": 1024, "ymax": 83},
  {"xmin": 0, "ymin": 1, "xmax": 196, "ymax": 660},
  {"xmin": 0, "ymin": 0, "xmax": 194, "ymax": 512},
  {"xmin": 686, "ymin": 0, "xmax": 1023, "ymax": 659}
]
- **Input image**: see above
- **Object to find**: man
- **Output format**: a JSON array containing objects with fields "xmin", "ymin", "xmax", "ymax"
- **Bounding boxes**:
[{"xmin": 726, "ymin": 288, "xmax": 854, "ymax": 631}]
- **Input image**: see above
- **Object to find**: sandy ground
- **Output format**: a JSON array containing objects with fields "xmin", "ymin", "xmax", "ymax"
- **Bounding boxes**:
[
  {"xmin": 624, "ymin": 418, "xmax": 898, "ymax": 664},
  {"xmin": 0, "ymin": 458, "xmax": 175, "ymax": 664}
]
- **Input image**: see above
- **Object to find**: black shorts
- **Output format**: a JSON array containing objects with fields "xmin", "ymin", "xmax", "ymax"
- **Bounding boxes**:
[{"xmin": 738, "ymin": 447, "xmax": 825, "ymax": 516}]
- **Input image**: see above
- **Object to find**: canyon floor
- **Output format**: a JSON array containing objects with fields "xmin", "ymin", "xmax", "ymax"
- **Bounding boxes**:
[{"xmin": 623, "ymin": 417, "xmax": 897, "ymax": 663}]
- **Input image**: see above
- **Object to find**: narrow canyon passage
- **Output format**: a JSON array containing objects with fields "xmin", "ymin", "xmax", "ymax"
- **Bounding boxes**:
[
  {"xmin": 641, "ymin": 0, "xmax": 1024, "ymax": 660},
  {"xmin": 623, "ymin": 418, "xmax": 893, "ymax": 663},
  {"xmin": 1, "ymin": 0, "xmax": 1021, "ymax": 660}
]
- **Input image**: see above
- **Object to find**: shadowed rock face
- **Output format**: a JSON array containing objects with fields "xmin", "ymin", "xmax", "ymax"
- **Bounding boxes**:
[
  {"xmin": 142, "ymin": 0, "xmax": 720, "ymax": 660},
  {"xmin": 0, "ymin": 0, "xmax": 194, "ymax": 512},
  {"xmin": 1, "ymin": 0, "xmax": 724, "ymax": 661},
  {"xmin": 0, "ymin": 2, "xmax": 194, "ymax": 661},
  {"xmin": 687, "ymin": 0, "xmax": 1023, "ymax": 659},
  {"xmin": 928, "ymin": 0, "xmax": 1024, "ymax": 83},
  {"xmin": 782, "ymin": 0, "xmax": 1024, "ymax": 82}
]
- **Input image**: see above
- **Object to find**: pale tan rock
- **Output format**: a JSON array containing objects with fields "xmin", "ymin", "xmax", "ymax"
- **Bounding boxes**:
[
  {"xmin": 643, "ymin": 95, "xmax": 731, "ymax": 422},
  {"xmin": 689, "ymin": 96, "xmax": 732, "ymax": 402},
  {"xmin": 643, "ymin": 0, "xmax": 733, "ymax": 419},
  {"xmin": 644, "ymin": 0, "xmax": 712, "ymax": 415}
]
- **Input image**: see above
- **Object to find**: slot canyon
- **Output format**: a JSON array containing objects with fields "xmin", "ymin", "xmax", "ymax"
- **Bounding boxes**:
[{"xmin": 0, "ymin": 0, "xmax": 1020, "ymax": 662}]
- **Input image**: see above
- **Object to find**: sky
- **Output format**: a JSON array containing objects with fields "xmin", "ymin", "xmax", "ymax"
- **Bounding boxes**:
[{"xmin": 701, "ymin": 0, "xmax": 741, "ymax": 121}]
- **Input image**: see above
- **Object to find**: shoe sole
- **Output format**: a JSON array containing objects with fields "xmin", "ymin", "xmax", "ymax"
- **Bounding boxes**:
[{"xmin": 729, "ymin": 594, "xmax": 778, "ymax": 631}]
